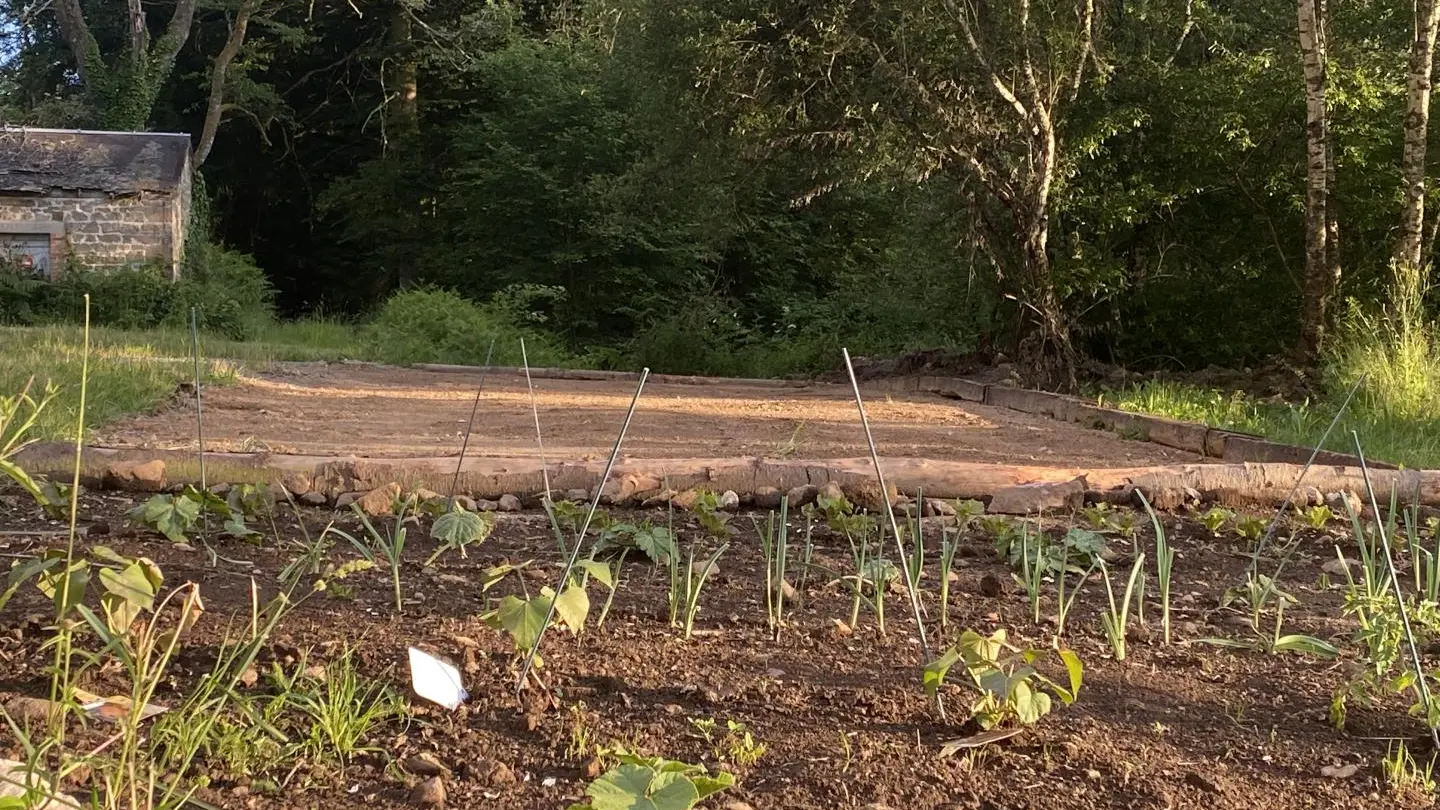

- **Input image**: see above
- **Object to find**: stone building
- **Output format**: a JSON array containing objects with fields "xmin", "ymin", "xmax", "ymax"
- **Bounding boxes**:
[{"xmin": 0, "ymin": 127, "xmax": 192, "ymax": 279}]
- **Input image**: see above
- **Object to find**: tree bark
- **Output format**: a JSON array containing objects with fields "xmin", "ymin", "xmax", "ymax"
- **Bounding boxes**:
[
  {"xmin": 1296, "ymin": 0, "xmax": 1340, "ymax": 363},
  {"xmin": 387, "ymin": 0, "xmax": 419, "ymax": 144},
  {"xmin": 1395, "ymin": 0, "xmax": 1440, "ymax": 276},
  {"xmin": 50, "ymin": 0, "xmax": 198, "ymax": 129},
  {"xmin": 193, "ymin": 0, "xmax": 261, "ymax": 168}
]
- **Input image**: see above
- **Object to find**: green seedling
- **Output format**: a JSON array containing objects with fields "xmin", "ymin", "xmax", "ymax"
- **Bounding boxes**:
[
  {"xmin": 688, "ymin": 718, "xmax": 766, "ymax": 768},
  {"xmin": 426, "ymin": 504, "xmax": 496, "ymax": 565},
  {"xmin": 693, "ymin": 491, "xmax": 733, "ymax": 540},
  {"xmin": 924, "ymin": 628, "xmax": 1082, "ymax": 729},
  {"xmin": 484, "ymin": 574, "xmax": 593, "ymax": 681},
  {"xmin": 1080, "ymin": 503, "xmax": 1112, "ymax": 530},
  {"xmin": 1301, "ymin": 504, "xmax": 1335, "ymax": 530},
  {"xmin": 327, "ymin": 497, "xmax": 416, "ymax": 613},
  {"xmin": 1382, "ymin": 742, "xmax": 1438, "ymax": 795},
  {"xmin": 566, "ymin": 749, "xmax": 734, "ymax": 810},
  {"xmin": 1200, "ymin": 507, "xmax": 1234, "ymax": 536},
  {"xmin": 755, "ymin": 498, "xmax": 791, "ymax": 636},
  {"xmin": 1016, "ymin": 525, "xmax": 1046, "ymax": 625},
  {"xmin": 677, "ymin": 542, "xmax": 729, "ymax": 639},
  {"xmin": 1099, "ymin": 553, "xmax": 1146, "ymax": 661},
  {"xmin": 1138, "ymin": 491, "xmax": 1176, "ymax": 645},
  {"xmin": 0, "ymin": 377, "xmax": 58, "ymax": 507},
  {"xmin": 952, "ymin": 499, "xmax": 985, "ymax": 529},
  {"xmin": 287, "ymin": 648, "xmax": 409, "ymax": 769},
  {"xmin": 594, "ymin": 520, "xmax": 678, "ymax": 565},
  {"xmin": 1202, "ymin": 574, "xmax": 1339, "ymax": 657},
  {"xmin": 1234, "ymin": 514, "xmax": 1267, "ymax": 543},
  {"xmin": 938, "ymin": 530, "xmax": 960, "ymax": 629}
]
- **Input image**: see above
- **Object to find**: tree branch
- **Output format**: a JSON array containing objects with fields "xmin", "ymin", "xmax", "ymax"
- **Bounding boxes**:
[
  {"xmin": 946, "ymin": 0, "xmax": 1032, "ymax": 124},
  {"xmin": 51, "ymin": 0, "xmax": 95, "ymax": 85},
  {"xmin": 194, "ymin": 0, "xmax": 262, "ymax": 167}
]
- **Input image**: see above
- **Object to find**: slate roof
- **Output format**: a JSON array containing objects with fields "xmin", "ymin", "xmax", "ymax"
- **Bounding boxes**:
[{"xmin": 0, "ymin": 127, "xmax": 191, "ymax": 195}]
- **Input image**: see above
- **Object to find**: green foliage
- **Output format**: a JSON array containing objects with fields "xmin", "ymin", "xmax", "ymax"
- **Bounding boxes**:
[
  {"xmin": 593, "ymin": 520, "xmax": 678, "ymax": 565},
  {"xmin": 363, "ymin": 286, "xmax": 571, "ymax": 367},
  {"xmin": 924, "ymin": 629, "xmax": 1082, "ymax": 730},
  {"xmin": 567, "ymin": 750, "xmax": 735, "ymax": 810},
  {"xmin": 427, "ymin": 505, "xmax": 497, "ymax": 564}
]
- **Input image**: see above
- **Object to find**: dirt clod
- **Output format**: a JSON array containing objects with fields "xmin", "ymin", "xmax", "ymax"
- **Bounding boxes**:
[
  {"xmin": 498, "ymin": 494, "xmax": 522, "ymax": 512},
  {"xmin": 409, "ymin": 776, "xmax": 446, "ymax": 806},
  {"xmin": 979, "ymin": 573, "xmax": 1005, "ymax": 597},
  {"xmin": 402, "ymin": 754, "xmax": 449, "ymax": 777},
  {"xmin": 357, "ymin": 483, "xmax": 403, "ymax": 516}
]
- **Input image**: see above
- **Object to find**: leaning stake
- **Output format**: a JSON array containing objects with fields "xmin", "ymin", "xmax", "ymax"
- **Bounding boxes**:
[
  {"xmin": 842, "ymin": 348, "xmax": 933, "ymax": 666},
  {"xmin": 516, "ymin": 369, "xmax": 650, "ymax": 692},
  {"xmin": 446, "ymin": 339, "xmax": 496, "ymax": 511},
  {"xmin": 190, "ymin": 308, "xmax": 213, "ymax": 560},
  {"xmin": 1353, "ymin": 431, "xmax": 1440, "ymax": 750},
  {"xmin": 520, "ymin": 338, "xmax": 553, "ymax": 504}
]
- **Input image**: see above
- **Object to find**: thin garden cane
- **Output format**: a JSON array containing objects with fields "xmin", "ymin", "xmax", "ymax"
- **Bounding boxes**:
[
  {"xmin": 190, "ymin": 308, "xmax": 212, "ymax": 561},
  {"xmin": 1352, "ymin": 431, "xmax": 1440, "ymax": 750},
  {"xmin": 516, "ymin": 369, "xmax": 650, "ymax": 693},
  {"xmin": 521, "ymin": 338, "xmax": 566, "ymax": 554},
  {"xmin": 446, "ymin": 339, "xmax": 497, "ymax": 511},
  {"xmin": 520, "ymin": 338, "xmax": 553, "ymax": 505},
  {"xmin": 1246, "ymin": 373, "xmax": 1366, "ymax": 577},
  {"xmin": 841, "ymin": 350, "xmax": 934, "ymax": 683}
]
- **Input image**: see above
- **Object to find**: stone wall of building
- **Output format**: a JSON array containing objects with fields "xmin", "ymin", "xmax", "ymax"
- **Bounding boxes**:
[{"xmin": 0, "ymin": 191, "xmax": 184, "ymax": 277}]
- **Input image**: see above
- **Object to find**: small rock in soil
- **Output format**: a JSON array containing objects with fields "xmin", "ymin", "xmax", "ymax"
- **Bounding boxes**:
[
  {"xmin": 924, "ymin": 498, "xmax": 956, "ymax": 517},
  {"xmin": 239, "ymin": 667, "xmax": 259, "ymax": 688},
  {"xmin": 832, "ymin": 619, "xmax": 853, "ymax": 637},
  {"xmin": 302, "ymin": 664, "xmax": 328, "ymax": 682},
  {"xmin": 670, "ymin": 489, "xmax": 702, "ymax": 510},
  {"xmin": 818, "ymin": 481, "xmax": 845, "ymax": 504},
  {"xmin": 103, "ymin": 459, "xmax": 167, "ymax": 492},
  {"xmin": 1322, "ymin": 557, "xmax": 1357, "ymax": 576},
  {"xmin": 752, "ymin": 487, "xmax": 783, "ymax": 509},
  {"xmin": 402, "ymin": 754, "xmax": 449, "ymax": 777},
  {"xmin": 299, "ymin": 491, "xmax": 327, "ymax": 506},
  {"xmin": 1321, "ymin": 763, "xmax": 1360, "ymax": 779},
  {"xmin": 497, "ymin": 494, "xmax": 522, "ymax": 512},
  {"xmin": 409, "ymin": 776, "xmax": 446, "ymax": 806},
  {"xmin": 718, "ymin": 490, "xmax": 740, "ymax": 511},
  {"xmin": 564, "ymin": 488, "xmax": 590, "ymax": 502},
  {"xmin": 692, "ymin": 558, "xmax": 719, "ymax": 578},
  {"xmin": 724, "ymin": 803, "xmax": 756, "ymax": 810},
  {"xmin": 454, "ymin": 495, "xmax": 477, "ymax": 511},
  {"xmin": 641, "ymin": 489, "xmax": 677, "ymax": 508},
  {"xmin": 1326, "ymin": 491, "xmax": 1362, "ymax": 514},
  {"xmin": 781, "ymin": 580, "xmax": 798, "ymax": 602},
  {"xmin": 584, "ymin": 757, "xmax": 604, "ymax": 778},
  {"xmin": 476, "ymin": 499, "xmax": 500, "ymax": 512},
  {"xmin": 335, "ymin": 491, "xmax": 365, "ymax": 509},
  {"xmin": 480, "ymin": 760, "xmax": 516, "ymax": 786},
  {"xmin": 362, "ymin": 483, "xmax": 407, "ymax": 514},
  {"xmin": 786, "ymin": 484, "xmax": 819, "ymax": 507},
  {"xmin": 979, "ymin": 573, "xmax": 1005, "ymax": 597},
  {"xmin": 5, "ymin": 696, "xmax": 55, "ymax": 724}
]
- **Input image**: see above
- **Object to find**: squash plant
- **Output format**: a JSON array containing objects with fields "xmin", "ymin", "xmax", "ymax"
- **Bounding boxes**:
[{"xmin": 924, "ymin": 628, "xmax": 1083, "ymax": 729}]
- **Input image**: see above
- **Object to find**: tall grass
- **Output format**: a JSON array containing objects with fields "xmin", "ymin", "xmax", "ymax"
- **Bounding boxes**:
[
  {"xmin": 0, "ymin": 320, "xmax": 368, "ymax": 440},
  {"xmin": 1099, "ymin": 294, "xmax": 1440, "ymax": 470}
]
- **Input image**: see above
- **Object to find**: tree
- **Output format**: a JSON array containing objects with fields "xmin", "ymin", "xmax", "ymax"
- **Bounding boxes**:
[
  {"xmin": 1296, "ymin": 0, "xmax": 1341, "ymax": 362},
  {"xmin": 1394, "ymin": 0, "xmax": 1440, "ymax": 276},
  {"xmin": 52, "ymin": 0, "xmax": 199, "ymax": 129}
]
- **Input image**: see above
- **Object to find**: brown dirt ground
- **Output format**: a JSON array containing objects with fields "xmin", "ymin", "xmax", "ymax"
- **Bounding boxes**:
[
  {"xmin": 0, "ymin": 493, "xmax": 1431, "ymax": 810},
  {"xmin": 95, "ymin": 362, "xmax": 1197, "ymax": 467}
]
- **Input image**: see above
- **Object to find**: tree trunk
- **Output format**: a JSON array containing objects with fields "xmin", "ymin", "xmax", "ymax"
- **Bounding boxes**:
[
  {"xmin": 193, "ymin": 0, "xmax": 261, "ymax": 168},
  {"xmin": 1395, "ymin": 0, "xmax": 1440, "ymax": 278},
  {"xmin": 1296, "ymin": 0, "xmax": 1339, "ymax": 363},
  {"xmin": 387, "ymin": 1, "xmax": 419, "ymax": 144},
  {"xmin": 51, "ymin": 0, "xmax": 197, "ymax": 129}
]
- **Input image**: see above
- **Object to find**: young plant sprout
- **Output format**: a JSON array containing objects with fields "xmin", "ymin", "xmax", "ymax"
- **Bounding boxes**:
[
  {"xmin": 1016, "ymin": 525, "xmax": 1045, "ymax": 625},
  {"xmin": 680, "ymin": 541, "xmax": 729, "ymax": 639},
  {"xmin": 1099, "ymin": 552, "xmax": 1146, "ymax": 661},
  {"xmin": 938, "ymin": 529, "xmax": 960, "ymax": 629},
  {"xmin": 1138, "ymin": 490, "xmax": 1175, "ymax": 645},
  {"xmin": 756, "ymin": 497, "xmax": 791, "ymax": 637},
  {"xmin": 329, "ymin": 496, "xmax": 417, "ymax": 613}
]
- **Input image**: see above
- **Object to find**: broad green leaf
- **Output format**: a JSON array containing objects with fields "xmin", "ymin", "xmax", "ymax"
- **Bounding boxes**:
[
  {"xmin": 0, "ymin": 458, "xmax": 44, "ymax": 504},
  {"xmin": 130, "ymin": 494, "xmax": 201, "ymax": 543},
  {"xmin": 1058, "ymin": 648, "xmax": 1084, "ymax": 702},
  {"xmin": 923, "ymin": 646, "xmax": 961, "ymax": 700},
  {"xmin": 492, "ymin": 593, "xmax": 550, "ymax": 651},
  {"xmin": 1013, "ymin": 681, "xmax": 1052, "ymax": 725},
  {"xmin": 481, "ymin": 561, "xmax": 531, "ymax": 591},
  {"xmin": 224, "ymin": 516, "xmax": 261, "ymax": 540},
  {"xmin": 98, "ymin": 563, "xmax": 158, "ymax": 612},
  {"xmin": 587, "ymin": 765, "xmax": 701, "ymax": 810},
  {"xmin": 554, "ymin": 583, "xmax": 591, "ymax": 633},
  {"xmin": 431, "ymin": 508, "xmax": 495, "ymax": 551},
  {"xmin": 183, "ymin": 485, "xmax": 232, "ymax": 518},
  {"xmin": 690, "ymin": 771, "xmax": 735, "ymax": 800},
  {"xmin": 36, "ymin": 560, "xmax": 88, "ymax": 615},
  {"xmin": 576, "ymin": 559, "xmax": 615, "ymax": 588}
]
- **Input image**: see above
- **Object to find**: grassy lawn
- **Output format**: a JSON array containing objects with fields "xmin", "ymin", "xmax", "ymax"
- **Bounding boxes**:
[
  {"xmin": 1098, "ymin": 379, "xmax": 1440, "ymax": 470},
  {"xmin": 1, "ymin": 321, "xmax": 368, "ymax": 442}
]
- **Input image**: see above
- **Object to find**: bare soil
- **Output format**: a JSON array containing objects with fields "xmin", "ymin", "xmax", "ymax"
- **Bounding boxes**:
[
  {"xmin": 94, "ymin": 362, "xmax": 1196, "ymax": 467},
  {"xmin": 0, "ymin": 490, "xmax": 1431, "ymax": 810}
]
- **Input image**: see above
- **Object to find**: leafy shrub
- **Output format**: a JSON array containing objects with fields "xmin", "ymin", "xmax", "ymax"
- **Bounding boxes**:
[
  {"xmin": 364, "ymin": 286, "xmax": 572, "ymax": 366},
  {"xmin": 0, "ymin": 242, "xmax": 275, "ymax": 339}
]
